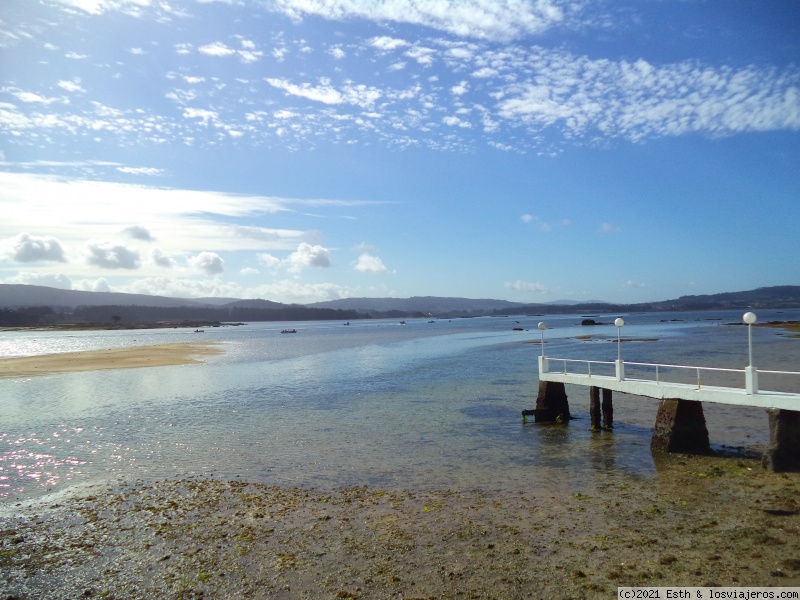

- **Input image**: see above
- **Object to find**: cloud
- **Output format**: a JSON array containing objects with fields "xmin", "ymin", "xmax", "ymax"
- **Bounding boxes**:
[
  {"xmin": 287, "ymin": 243, "xmax": 331, "ymax": 272},
  {"xmin": 600, "ymin": 223, "xmax": 621, "ymax": 233},
  {"xmin": 272, "ymin": 0, "xmax": 567, "ymax": 41},
  {"xmin": 257, "ymin": 253, "xmax": 282, "ymax": 271},
  {"xmin": 189, "ymin": 251, "xmax": 225, "ymax": 275},
  {"xmin": 240, "ymin": 267, "xmax": 259, "ymax": 276},
  {"xmin": 266, "ymin": 77, "xmax": 382, "ymax": 108},
  {"xmin": 150, "ymin": 248, "xmax": 174, "ymax": 268},
  {"xmin": 72, "ymin": 277, "xmax": 111, "ymax": 292},
  {"xmin": 370, "ymin": 36, "xmax": 409, "ymax": 51},
  {"xmin": 1, "ymin": 232, "xmax": 66, "ymax": 262},
  {"xmin": 57, "ymin": 80, "xmax": 85, "ymax": 93},
  {"xmin": 354, "ymin": 253, "xmax": 387, "ymax": 273},
  {"xmin": 505, "ymin": 280, "xmax": 548, "ymax": 293},
  {"xmin": 623, "ymin": 280, "xmax": 646, "ymax": 289},
  {"xmin": 5, "ymin": 271, "xmax": 72, "ymax": 289},
  {"xmin": 198, "ymin": 40, "xmax": 263, "ymax": 63},
  {"xmin": 116, "ymin": 167, "xmax": 165, "ymax": 176},
  {"xmin": 85, "ymin": 240, "xmax": 141, "ymax": 269},
  {"xmin": 123, "ymin": 225, "xmax": 154, "ymax": 241},
  {"xmin": 521, "ymin": 214, "xmax": 534, "ymax": 223}
]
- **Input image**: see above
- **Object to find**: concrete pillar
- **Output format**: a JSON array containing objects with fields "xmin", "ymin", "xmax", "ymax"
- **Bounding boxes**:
[
  {"xmin": 589, "ymin": 386, "xmax": 601, "ymax": 431},
  {"xmin": 762, "ymin": 409, "xmax": 800, "ymax": 472},
  {"xmin": 602, "ymin": 388, "xmax": 613, "ymax": 430},
  {"xmin": 524, "ymin": 381, "xmax": 570, "ymax": 423},
  {"xmin": 650, "ymin": 399, "xmax": 710, "ymax": 454}
]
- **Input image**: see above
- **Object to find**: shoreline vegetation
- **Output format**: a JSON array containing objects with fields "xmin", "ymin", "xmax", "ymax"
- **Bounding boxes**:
[
  {"xmin": 0, "ymin": 342, "xmax": 223, "ymax": 378},
  {"xmin": 2, "ymin": 455, "xmax": 799, "ymax": 598}
]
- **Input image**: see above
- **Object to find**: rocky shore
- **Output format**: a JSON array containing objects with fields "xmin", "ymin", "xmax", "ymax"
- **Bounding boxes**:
[{"xmin": 2, "ymin": 453, "xmax": 799, "ymax": 599}]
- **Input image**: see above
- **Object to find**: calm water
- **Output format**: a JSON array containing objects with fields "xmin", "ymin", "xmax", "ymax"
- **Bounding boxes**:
[{"xmin": 1, "ymin": 309, "xmax": 799, "ymax": 502}]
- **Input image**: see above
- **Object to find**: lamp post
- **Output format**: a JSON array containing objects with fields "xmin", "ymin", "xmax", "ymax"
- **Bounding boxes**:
[
  {"xmin": 538, "ymin": 321, "xmax": 546, "ymax": 357},
  {"xmin": 614, "ymin": 317, "xmax": 625, "ymax": 381},
  {"xmin": 614, "ymin": 317, "xmax": 625, "ymax": 361},
  {"xmin": 743, "ymin": 311, "xmax": 757, "ymax": 367},
  {"xmin": 743, "ymin": 312, "xmax": 758, "ymax": 395}
]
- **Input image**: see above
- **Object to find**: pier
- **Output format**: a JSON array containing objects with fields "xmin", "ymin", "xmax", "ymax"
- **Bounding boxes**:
[{"xmin": 526, "ymin": 313, "xmax": 800, "ymax": 471}]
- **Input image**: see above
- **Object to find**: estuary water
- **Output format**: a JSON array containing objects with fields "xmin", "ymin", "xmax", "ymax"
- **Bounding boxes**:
[{"xmin": 1, "ymin": 309, "xmax": 799, "ymax": 502}]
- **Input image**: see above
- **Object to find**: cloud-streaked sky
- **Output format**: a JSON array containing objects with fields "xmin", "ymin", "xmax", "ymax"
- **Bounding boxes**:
[{"xmin": 1, "ymin": 0, "xmax": 799, "ymax": 304}]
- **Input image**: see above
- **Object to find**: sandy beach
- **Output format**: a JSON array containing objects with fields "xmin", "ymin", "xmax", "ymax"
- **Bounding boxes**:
[
  {"xmin": 1, "ymin": 453, "xmax": 799, "ymax": 598},
  {"xmin": 0, "ymin": 342, "xmax": 223, "ymax": 378}
]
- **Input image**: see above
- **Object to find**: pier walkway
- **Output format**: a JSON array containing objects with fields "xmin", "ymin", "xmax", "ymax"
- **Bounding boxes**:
[{"xmin": 527, "ymin": 313, "xmax": 800, "ymax": 471}]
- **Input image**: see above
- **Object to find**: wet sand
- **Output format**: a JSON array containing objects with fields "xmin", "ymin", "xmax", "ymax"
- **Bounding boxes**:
[
  {"xmin": 1, "ymin": 454, "xmax": 799, "ymax": 598},
  {"xmin": 0, "ymin": 342, "xmax": 223, "ymax": 378}
]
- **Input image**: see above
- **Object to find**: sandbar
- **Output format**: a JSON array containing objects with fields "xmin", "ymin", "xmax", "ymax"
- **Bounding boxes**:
[{"xmin": 0, "ymin": 342, "xmax": 223, "ymax": 378}]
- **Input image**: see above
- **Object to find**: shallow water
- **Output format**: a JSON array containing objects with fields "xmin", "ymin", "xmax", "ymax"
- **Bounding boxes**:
[{"xmin": 1, "ymin": 309, "xmax": 799, "ymax": 501}]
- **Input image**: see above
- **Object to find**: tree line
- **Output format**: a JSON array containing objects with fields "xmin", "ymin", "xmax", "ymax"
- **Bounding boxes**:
[{"xmin": 0, "ymin": 304, "xmax": 362, "ymax": 326}]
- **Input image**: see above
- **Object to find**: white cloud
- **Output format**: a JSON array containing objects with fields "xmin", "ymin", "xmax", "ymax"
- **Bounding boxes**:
[
  {"xmin": 8, "ymin": 89, "xmax": 59, "ymax": 104},
  {"xmin": 521, "ymin": 214, "xmax": 534, "ymax": 223},
  {"xmin": 198, "ymin": 42, "xmax": 236, "ymax": 57},
  {"xmin": 451, "ymin": 81, "xmax": 469, "ymax": 96},
  {"xmin": 240, "ymin": 267, "xmax": 259, "ymax": 276},
  {"xmin": 189, "ymin": 251, "xmax": 225, "ymax": 275},
  {"xmin": 116, "ymin": 167, "xmax": 165, "ymax": 176},
  {"xmin": 273, "ymin": 0, "xmax": 566, "ymax": 42},
  {"xmin": 123, "ymin": 225, "xmax": 154, "ymax": 241},
  {"xmin": 151, "ymin": 248, "xmax": 174, "ymax": 268},
  {"xmin": 57, "ymin": 80, "xmax": 85, "ymax": 93},
  {"xmin": 600, "ymin": 223, "xmax": 621, "ymax": 233},
  {"xmin": 354, "ymin": 253, "xmax": 387, "ymax": 273},
  {"xmin": 287, "ymin": 243, "xmax": 331, "ymax": 272},
  {"xmin": 5, "ymin": 271, "xmax": 72, "ymax": 289},
  {"xmin": 266, "ymin": 78, "xmax": 382, "ymax": 108},
  {"xmin": 85, "ymin": 239, "xmax": 141, "ymax": 269},
  {"xmin": 1, "ymin": 232, "xmax": 66, "ymax": 262},
  {"xmin": 74, "ymin": 277, "xmax": 111, "ymax": 292},
  {"xmin": 371, "ymin": 36, "xmax": 409, "ymax": 51},
  {"xmin": 505, "ymin": 280, "xmax": 548, "ymax": 293},
  {"xmin": 623, "ymin": 280, "xmax": 646, "ymax": 289},
  {"xmin": 257, "ymin": 252, "xmax": 282, "ymax": 271}
]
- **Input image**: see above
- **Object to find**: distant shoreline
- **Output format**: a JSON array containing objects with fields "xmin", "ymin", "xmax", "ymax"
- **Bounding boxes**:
[{"xmin": 0, "ymin": 320, "xmax": 244, "ymax": 333}]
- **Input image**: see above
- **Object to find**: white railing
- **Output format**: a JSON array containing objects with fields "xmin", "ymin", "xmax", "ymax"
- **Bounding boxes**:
[{"xmin": 540, "ymin": 355, "xmax": 800, "ymax": 396}]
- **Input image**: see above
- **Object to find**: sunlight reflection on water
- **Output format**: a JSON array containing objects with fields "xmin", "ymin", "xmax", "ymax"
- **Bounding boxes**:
[{"xmin": 1, "ymin": 310, "xmax": 799, "ymax": 501}]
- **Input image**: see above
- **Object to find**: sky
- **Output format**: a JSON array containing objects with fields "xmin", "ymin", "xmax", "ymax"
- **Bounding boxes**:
[{"xmin": 1, "ymin": 0, "xmax": 799, "ymax": 305}]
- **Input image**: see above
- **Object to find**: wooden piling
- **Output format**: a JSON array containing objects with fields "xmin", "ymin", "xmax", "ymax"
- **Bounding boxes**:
[
  {"xmin": 602, "ymin": 388, "xmax": 613, "ymax": 429},
  {"xmin": 589, "ymin": 386, "xmax": 601, "ymax": 431}
]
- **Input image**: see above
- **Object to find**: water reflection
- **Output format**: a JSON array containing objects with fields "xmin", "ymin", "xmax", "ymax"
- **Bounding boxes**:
[{"xmin": 0, "ymin": 310, "xmax": 798, "ymax": 500}]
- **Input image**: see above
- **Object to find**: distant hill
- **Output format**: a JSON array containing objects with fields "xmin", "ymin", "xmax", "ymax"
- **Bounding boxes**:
[
  {"xmin": 0, "ymin": 284, "xmax": 210, "ymax": 309},
  {"xmin": 306, "ymin": 296, "xmax": 525, "ymax": 315},
  {"xmin": 1, "ymin": 284, "xmax": 799, "ymax": 320}
]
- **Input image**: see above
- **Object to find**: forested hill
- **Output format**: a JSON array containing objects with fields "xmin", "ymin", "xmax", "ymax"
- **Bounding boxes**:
[
  {"xmin": 503, "ymin": 285, "xmax": 800, "ymax": 315},
  {"xmin": 1, "ymin": 284, "xmax": 799, "ymax": 328}
]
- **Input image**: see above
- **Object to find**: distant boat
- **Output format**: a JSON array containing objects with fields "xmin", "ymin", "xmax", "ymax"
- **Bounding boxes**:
[
  {"xmin": 344, "ymin": 322, "xmax": 350, "ymax": 326},
  {"xmin": 399, "ymin": 321, "xmax": 407, "ymax": 325},
  {"xmin": 512, "ymin": 327, "xmax": 523, "ymax": 331},
  {"xmin": 428, "ymin": 320, "xmax": 435, "ymax": 323},
  {"xmin": 194, "ymin": 329, "xmax": 204, "ymax": 333},
  {"xmin": 280, "ymin": 329, "xmax": 297, "ymax": 334}
]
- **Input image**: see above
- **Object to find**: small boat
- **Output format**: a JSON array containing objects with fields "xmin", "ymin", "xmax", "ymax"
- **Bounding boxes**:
[
  {"xmin": 512, "ymin": 327, "xmax": 523, "ymax": 331},
  {"xmin": 280, "ymin": 329, "xmax": 297, "ymax": 334},
  {"xmin": 194, "ymin": 329, "xmax": 204, "ymax": 333},
  {"xmin": 399, "ymin": 321, "xmax": 407, "ymax": 325},
  {"xmin": 344, "ymin": 322, "xmax": 350, "ymax": 326}
]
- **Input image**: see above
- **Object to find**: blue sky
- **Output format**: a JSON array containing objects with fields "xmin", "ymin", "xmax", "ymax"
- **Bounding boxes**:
[{"xmin": 1, "ymin": 0, "xmax": 799, "ymax": 304}]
